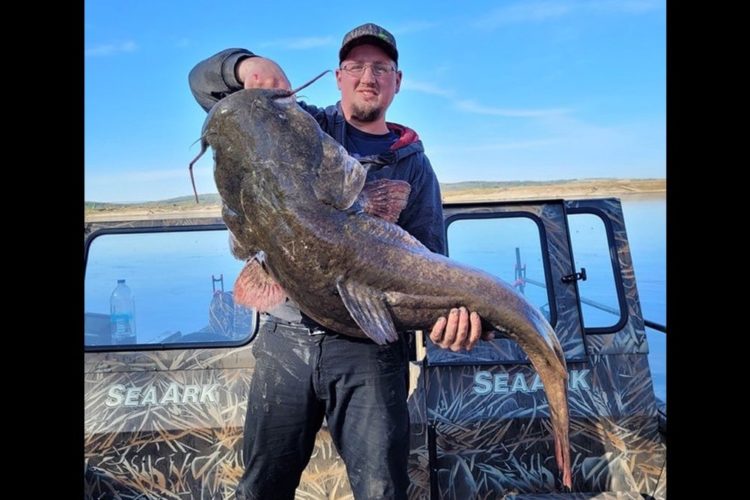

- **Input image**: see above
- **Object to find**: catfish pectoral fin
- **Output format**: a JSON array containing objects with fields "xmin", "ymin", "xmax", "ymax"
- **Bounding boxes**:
[
  {"xmin": 313, "ymin": 138, "xmax": 367, "ymax": 210},
  {"xmin": 336, "ymin": 278, "xmax": 398, "ymax": 345},
  {"xmin": 358, "ymin": 179, "xmax": 412, "ymax": 223},
  {"xmin": 233, "ymin": 258, "xmax": 287, "ymax": 312}
]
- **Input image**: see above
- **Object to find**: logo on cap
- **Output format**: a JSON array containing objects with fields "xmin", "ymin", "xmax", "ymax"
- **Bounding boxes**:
[{"xmin": 339, "ymin": 23, "xmax": 398, "ymax": 64}]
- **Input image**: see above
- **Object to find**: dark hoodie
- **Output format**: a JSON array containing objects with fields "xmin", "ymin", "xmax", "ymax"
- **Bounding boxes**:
[
  {"xmin": 189, "ymin": 48, "xmax": 446, "ymax": 255},
  {"xmin": 190, "ymin": 48, "xmax": 449, "ymax": 326}
]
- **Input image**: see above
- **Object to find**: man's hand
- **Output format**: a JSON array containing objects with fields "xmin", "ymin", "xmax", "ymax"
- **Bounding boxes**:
[
  {"xmin": 429, "ymin": 307, "xmax": 495, "ymax": 352},
  {"xmin": 237, "ymin": 57, "xmax": 291, "ymax": 90}
]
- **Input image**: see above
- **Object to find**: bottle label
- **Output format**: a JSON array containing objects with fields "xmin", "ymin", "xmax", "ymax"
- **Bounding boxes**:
[{"xmin": 111, "ymin": 313, "xmax": 135, "ymax": 344}]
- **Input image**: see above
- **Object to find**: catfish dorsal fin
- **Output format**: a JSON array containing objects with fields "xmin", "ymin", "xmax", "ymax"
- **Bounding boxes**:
[
  {"xmin": 358, "ymin": 179, "xmax": 412, "ymax": 223},
  {"xmin": 233, "ymin": 256, "xmax": 287, "ymax": 312},
  {"xmin": 336, "ymin": 278, "xmax": 399, "ymax": 345}
]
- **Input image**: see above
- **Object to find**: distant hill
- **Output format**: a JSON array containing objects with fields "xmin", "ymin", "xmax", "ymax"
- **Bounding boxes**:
[
  {"xmin": 438, "ymin": 178, "xmax": 665, "ymax": 203},
  {"xmin": 85, "ymin": 193, "xmax": 222, "ymax": 210},
  {"xmin": 440, "ymin": 179, "xmax": 617, "ymax": 191},
  {"xmin": 85, "ymin": 178, "xmax": 665, "ymax": 222}
]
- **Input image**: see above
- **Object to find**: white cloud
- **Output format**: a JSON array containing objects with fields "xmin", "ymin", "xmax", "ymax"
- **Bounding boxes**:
[
  {"xmin": 476, "ymin": 1, "xmax": 573, "ymax": 27},
  {"xmin": 456, "ymin": 99, "xmax": 571, "ymax": 117},
  {"xmin": 85, "ymin": 41, "xmax": 138, "ymax": 57},
  {"xmin": 402, "ymin": 80, "xmax": 571, "ymax": 118},
  {"xmin": 590, "ymin": 0, "xmax": 664, "ymax": 14},
  {"xmin": 458, "ymin": 138, "xmax": 565, "ymax": 152},
  {"xmin": 400, "ymin": 80, "xmax": 454, "ymax": 97},
  {"xmin": 429, "ymin": 115, "xmax": 664, "ymax": 183}
]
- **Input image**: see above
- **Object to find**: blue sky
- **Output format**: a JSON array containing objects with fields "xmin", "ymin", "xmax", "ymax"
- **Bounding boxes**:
[{"xmin": 85, "ymin": 0, "xmax": 665, "ymax": 203}]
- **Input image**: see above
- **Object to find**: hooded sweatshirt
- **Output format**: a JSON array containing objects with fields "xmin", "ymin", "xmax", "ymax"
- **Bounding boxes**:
[{"xmin": 189, "ymin": 48, "xmax": 446, "ymax": 324}]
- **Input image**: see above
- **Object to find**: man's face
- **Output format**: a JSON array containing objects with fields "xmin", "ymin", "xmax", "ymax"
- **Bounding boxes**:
[{"xmin": 336, "ymin": 44, "xmax": 402, "ymax": 124}]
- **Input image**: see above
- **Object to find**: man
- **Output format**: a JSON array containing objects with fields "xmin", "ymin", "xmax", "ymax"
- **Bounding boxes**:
[{"xmin": 189, "ymin": 23, "xmax": 490, "ymax": 499}]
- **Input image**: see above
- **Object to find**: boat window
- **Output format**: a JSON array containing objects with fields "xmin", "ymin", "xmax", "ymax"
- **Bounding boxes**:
[
  {"xmin": 84, "ymin": 229, "xmax": 257, "ymax": 349},
  {"xmin": 567, "ymin": 212, "xmax": 625, "ymax": 331},
  {"xmin": 446, "ymin": 215, "xmax": 555, "ymax": 326}
]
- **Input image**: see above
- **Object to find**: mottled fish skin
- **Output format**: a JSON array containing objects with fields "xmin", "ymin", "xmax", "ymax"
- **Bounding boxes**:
[{"xmin": 198, "ymin": 88, "xmax": 572, "ymax": 489}]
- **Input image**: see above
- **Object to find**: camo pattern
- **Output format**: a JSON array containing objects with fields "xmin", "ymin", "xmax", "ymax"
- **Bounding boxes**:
[
  {"xmin": 84, "ymin": 345, "xmax": 360, "ymax": 499},
  {"xmin": 565, "ymin": 199, "xmax": 648, "ymax": 356},
  {"xmin": 84, "ymin": 198, "xmax": 666, "ymax": 499},
  {"xmin": 84, "ymin": 348, "xmax": 665, "ymax": 499},
  {"xmin": 84, "ymin": 344, "xmax": 427, "ymax": 499},
  {"xmin": 422, "ymin": 199, "xmax": 665, "ymax": 499},
  {"xmin": 428, "ymin": 201, "xmax": 586, "ymax": 365},
  {"xmin": 424, "ymin": 356, "xmax": 665, "ymax": 498},
  {"xmin": 506, "ymin": 493, "xmax": 644, "ymax": 499}
]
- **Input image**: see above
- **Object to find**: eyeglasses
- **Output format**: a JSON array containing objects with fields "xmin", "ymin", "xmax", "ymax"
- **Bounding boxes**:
[{"xmin": 339, "ymin": 62, "xmax": 396, "ymax": 77}]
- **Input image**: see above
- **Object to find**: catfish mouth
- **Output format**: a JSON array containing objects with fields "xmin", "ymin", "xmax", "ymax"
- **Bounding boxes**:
[
  {"xmin": 270, "ymin": 69, "xmax": 332, "ymax": 101},
  {"xmin": 267, "ymin": 88, "xmax": 294, "ymax": 100},
  {"xmin": 271, "ymin": 93, "xmax": 296, "ymax": 107}
]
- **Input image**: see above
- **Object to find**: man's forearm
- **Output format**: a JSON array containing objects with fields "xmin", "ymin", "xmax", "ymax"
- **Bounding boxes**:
[{"xmin": 188, "ymin": 48, "xmax": 257, "ymax": 112}]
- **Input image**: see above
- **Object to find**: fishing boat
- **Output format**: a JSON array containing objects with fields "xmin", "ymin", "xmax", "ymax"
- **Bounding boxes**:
[{"xmin": 84, "ymin": 196, "xmax": 666, "ymax": 498}]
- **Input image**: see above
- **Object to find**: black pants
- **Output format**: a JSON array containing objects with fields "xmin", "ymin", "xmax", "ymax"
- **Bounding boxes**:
[{"xmin": 236, "ymin": 316, "xmax": 410, "ymax": 500}]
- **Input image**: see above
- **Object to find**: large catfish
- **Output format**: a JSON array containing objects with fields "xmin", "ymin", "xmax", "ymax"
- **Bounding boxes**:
[{"xmin": 190, "ymin": 87, "xmax": 572, "ymax": 490}]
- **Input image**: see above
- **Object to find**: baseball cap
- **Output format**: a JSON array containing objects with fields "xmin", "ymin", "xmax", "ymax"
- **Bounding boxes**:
[{"xmin": 339, "ymin": 23, "xmax": 398, "ymax": 65}]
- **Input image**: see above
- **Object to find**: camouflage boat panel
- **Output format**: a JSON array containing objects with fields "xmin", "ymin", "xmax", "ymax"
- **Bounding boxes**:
[
  {"xmin": 426, "ymin": 356, "xmax": 664, "ymax": 497},
  {"xmin": 566, "ymin": 199, "xmax": 648, "ymax": 356},
  {"xmin": 84, "ymin": 197, "xmax": 665, "ymax": 499},
  {"xmin": 429, "ymin": 201, "xmax": 585, "ymax": 365}
]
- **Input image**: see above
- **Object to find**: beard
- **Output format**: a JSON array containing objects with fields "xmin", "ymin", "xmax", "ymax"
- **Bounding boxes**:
[{"xmin": 350, "ymin": 101, "xmax": 383, "ymax": 123}]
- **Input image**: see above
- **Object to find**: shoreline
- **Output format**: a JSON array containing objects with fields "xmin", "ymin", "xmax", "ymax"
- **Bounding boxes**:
[
  {"xmin": 85, "ymin": 178, "xmax": 665, "ymax": 222},
  {"xmin": 442, "ymin": 179, "xmax": 665, "ymax": 203}
]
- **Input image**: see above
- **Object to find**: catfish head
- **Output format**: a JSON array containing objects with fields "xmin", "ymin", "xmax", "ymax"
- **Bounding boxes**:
[
  {"xmin": 194, "ymin": 86, "xmax": 367, "ymax": 216},
  {"xmin": 202, "ymin": 89, "xmax": 326, "ymax": 212}
]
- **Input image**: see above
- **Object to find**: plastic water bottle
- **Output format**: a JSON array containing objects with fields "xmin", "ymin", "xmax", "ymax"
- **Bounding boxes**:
[{"xmin": 110, "ymin": 279, "xmax": 136, "ymax": 344}]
